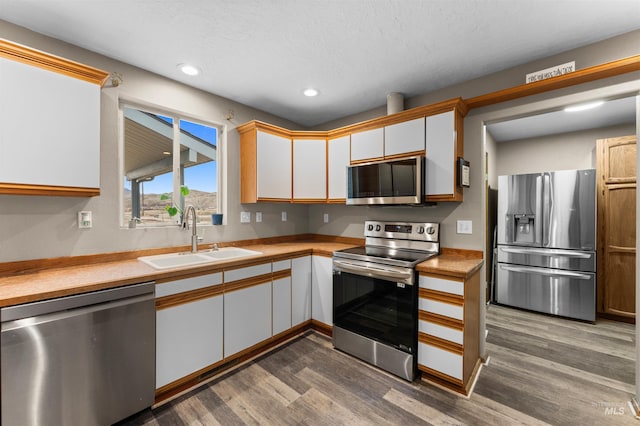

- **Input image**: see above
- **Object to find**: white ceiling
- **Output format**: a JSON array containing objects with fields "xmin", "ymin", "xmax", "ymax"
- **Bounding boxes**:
[
  {"xmin": 0, "ymin": 0, "xmax": 639, "ymax": 127},
  {"xmin": 487, "ymin": 96, "xmax": 637, "ymax": 142}
]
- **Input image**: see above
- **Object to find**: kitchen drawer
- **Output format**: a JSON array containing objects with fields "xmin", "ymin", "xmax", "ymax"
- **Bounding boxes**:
[
  {"xmin": 156, "ymin": 272, "xmax": 222, "ymax": 297},
  {"xmin": 419, "ymin": 319, "xmax": 463, "ymax": 345},
  {"xmin": 418, "ymin": 342, "xmax": 463, "ymax": 380},
  {"xmin": 418, "ymin": 298, "xmax": 463, "ymax": 320},
  {"xmin": 272, "ymin": 259, "xmax": 291, "ymax": 272},
  {"xmin": 224, "ymin": 263, "xmax": 271, "ymax": 282},
  {"xmin": 419, "ymin": 275, "xmax": 463, "ymax": 296}
]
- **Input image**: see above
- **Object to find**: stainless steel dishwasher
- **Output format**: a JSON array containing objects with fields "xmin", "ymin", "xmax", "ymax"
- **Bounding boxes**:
[{"xmin": 1, "ymin": 282, "xmax": 156, "ymax": 426}]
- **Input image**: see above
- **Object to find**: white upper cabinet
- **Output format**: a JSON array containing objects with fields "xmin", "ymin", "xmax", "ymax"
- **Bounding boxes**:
[
  {"xmin": 238, "ymin": 98, "xmax": 466, "ymax": 203},
  {"xmin": 384, "ymin": 117, "xmax": 425, "ymax": 157},
  {"xmin": 256, "ymin": 130, "xmax": 292, "ymax": 200},
  {"xmin": 350, "ymin": 127, "xmax": 383, "ymax": 162},
  {"xmin": 293, "ymin": 139, "xmax": 326, "ymax": 201},
  {"xmin": 327, "ymin": 135, "xmax": 350, "ymax": 200},
  {"xmin": 425, "ymin": 110, "xmax": 463, "ymax": 201},
  {"xmin": 0, "ymin": 45, "xmax": 107, "ymax": 196}
]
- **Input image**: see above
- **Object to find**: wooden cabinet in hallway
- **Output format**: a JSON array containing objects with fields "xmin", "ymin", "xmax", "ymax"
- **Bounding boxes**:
[{"xmin": 597, "ymin": 135, "xmax": 636, "ymax": 321}]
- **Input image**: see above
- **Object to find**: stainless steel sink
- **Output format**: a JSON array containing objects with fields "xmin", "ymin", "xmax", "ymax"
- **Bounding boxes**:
[{"xmin": 138, "ymin": 247, "xmax": 262, "ymax": 270}]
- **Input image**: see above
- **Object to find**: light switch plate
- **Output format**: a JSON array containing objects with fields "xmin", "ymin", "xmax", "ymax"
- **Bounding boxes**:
[
  {"xmin": 240, "ymin": 211, "xmax": 251, "ymax": 223},
  {"xmin": 255, "ymin": 212, "xmax": 262, "ymax": 223},
  {"xmin": 323, "ymin": 213, "xmax": 329, "ymax": 223},
  {"xmin": 78, "ymin": 211, "xmax": 92, "ymax": 229},
  {"xmin": 281, "ymin": 211, "xmax": 287, "ymax": 222},
  {"xmin": 457, "ymin": 220, "xmax": 472, "ymax": 234}
]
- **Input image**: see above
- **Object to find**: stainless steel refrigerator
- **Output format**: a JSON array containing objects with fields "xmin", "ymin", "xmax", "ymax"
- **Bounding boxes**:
[{"xmin": 496, "ymin": 169, "xmax": 596, "ymax": 321}]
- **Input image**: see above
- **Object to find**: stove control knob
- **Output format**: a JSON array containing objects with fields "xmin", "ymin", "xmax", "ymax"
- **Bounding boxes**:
[
  {"xmin": 367, "ymin": 224, "xmax": 374, "ymax": 231},
  {"xmin": 417, "ymin": 226, "xmax": 425, "ymax": 234},
  {"xmin": 375, "ymin": 225, "xmax": 381, "ymax": 232},
  {"xmin": 426, "ymin": 226, "xmax": 435, "ymax": 235}
]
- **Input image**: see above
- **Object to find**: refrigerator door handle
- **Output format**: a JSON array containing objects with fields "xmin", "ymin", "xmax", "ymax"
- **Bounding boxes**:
[
  {"xmin": 499, "ymin": 264, "xmax": 592, "ymax": 280},
  {"xmin": 499, "ymin": 247, "xmax": 592, "ymax": 259},
  {"xmin": 542, "ymin": 172, "xmax": 551, "ymax": 247},
  {"xmin": 536, "ymin": 173, "xmax": 543, "ymax": 246}
]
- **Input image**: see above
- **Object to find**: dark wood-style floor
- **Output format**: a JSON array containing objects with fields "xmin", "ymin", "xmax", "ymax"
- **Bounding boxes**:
[{"xmin": 121, "ymin": 305, "xmax": 637, "ymax": 425}]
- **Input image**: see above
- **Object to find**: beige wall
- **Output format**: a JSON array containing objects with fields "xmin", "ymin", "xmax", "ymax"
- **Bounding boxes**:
[
  {"xmin": 0, "ymin": 20, "xmax": 310, "ymax": 262},
  {"xmin": 309, "ymin": 30, "xmax": 640, "ymax": 252},
  {"xmin": 0, "ymin": 19, "xmax": 638, "ymax": 263},
  {"xmin": 494, "ymin": 123, "xmax": 636, "ymax": 177}
]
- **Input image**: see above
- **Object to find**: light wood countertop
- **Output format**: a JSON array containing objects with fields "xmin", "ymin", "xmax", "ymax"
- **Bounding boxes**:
[
  {"xmin": 0, "ymin": 242, "xmax": 350, "ymax": 308},
  {"xmin": 416, "ymin": 250, "xmax": 484, "ymax": 280},
  {"xmin": 0, "ymin": 240, "xmax": 483, "ymax": 308}
]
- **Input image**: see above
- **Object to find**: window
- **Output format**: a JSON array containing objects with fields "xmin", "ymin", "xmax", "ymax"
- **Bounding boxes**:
[{"xmin": 121, "ymin": 104, "xmax": 222, "ymax": 227}]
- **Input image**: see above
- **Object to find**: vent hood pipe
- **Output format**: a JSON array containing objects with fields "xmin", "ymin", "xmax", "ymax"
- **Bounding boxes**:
[{"xmin": 387, "ymin": 92, "xmax": 404, "ymax": 115}]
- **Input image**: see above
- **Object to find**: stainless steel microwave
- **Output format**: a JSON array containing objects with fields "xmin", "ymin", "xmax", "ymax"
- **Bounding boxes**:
[{"xmin": 346, "ymin": 156, "xmax": 424, "ymax": 205}]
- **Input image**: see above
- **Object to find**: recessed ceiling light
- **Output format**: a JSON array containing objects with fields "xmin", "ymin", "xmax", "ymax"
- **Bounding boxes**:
[
  {"xmin": 162, "ymin": 151, "xmax": 171, "ymax": 155},
  {"xmin": 178, "ymin": 63, "xmax": 200, "ymax": 76},
  {"xmin": 564, "ymin": 101, "xmax": 604, "ymax": 112},
  {"xmin": 303, "ymin": 88, "xmax": 319, "ymax": 97}
]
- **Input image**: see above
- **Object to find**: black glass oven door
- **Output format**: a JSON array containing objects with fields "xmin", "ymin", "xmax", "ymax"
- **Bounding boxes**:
[{"xmin": 333, "ymin": 271, "xmax": 417, "ymax": 354}]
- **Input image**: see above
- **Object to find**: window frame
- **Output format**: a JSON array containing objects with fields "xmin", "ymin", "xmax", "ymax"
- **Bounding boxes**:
[{"xmin": 118, "ymin": 99, "xmax": 226, "ymax": 228}]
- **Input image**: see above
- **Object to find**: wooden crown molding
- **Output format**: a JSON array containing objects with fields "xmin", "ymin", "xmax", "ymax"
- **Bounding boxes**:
[
  {"xmin": 237, "ymin": 55, "xmax": 639, "ymax": 139},
  {"xmin": 235, "ymin": 98, "xmax": 468, "ymax": 139},
  {"xmin": 0, "ymin": 38, "xmax": 110, "ymax": 86},
  {"xmin": 466, "ymin": 55, "xmax": 640, "ymax": 110}
]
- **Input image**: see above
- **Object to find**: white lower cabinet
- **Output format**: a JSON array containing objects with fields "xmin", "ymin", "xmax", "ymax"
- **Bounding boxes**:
[
  {"xmin": 312, "ymin": 255, "xmax": 333, "ymax": 326},
  {"xmin": 224, "ymin": 282, "xmax": 272, "ymax": 357},
  {"xmin": 418, "ymin": 342, "xmax": 463, "ymax": 380},
  {"xmin": 273, "ymin": 275, "xmax": 292, "ymax": 335},
  {"xmin": 292, "ymin": 256, "xmax": 312, "ymax": 326},
  {"xmin": 417, "ymin": 270, "xmax": 481, "ymax": 394},
  {"xmin": 156, "ymin": 254, "xmax": 338, "ymax": 396},
  {"xmin": 419, "ymin": 319, "xmax": 464, "ymax": 345},
  {"xmin": 418, "ymin": 298, "xmax": 463, "ymax": 320},
  {"xmin": 155, "ymin": 273, "xmax": 224, "ymax": 389}
]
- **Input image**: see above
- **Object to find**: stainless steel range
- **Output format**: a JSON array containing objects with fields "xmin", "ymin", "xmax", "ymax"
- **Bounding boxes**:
[{"xmin": 332, "ymin": 220, "xmax": 440, "ymax": 381}]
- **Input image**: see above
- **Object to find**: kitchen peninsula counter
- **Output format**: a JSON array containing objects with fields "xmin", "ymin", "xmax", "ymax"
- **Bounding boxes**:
[{"xmin": 416, "ymin": 248, "xmax": 484, "ymax": 280}]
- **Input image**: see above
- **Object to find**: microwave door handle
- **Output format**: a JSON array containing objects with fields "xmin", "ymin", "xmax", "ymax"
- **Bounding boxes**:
[
  {"xmin": 333, "ymin": 259, "xmax": 413, "ymax": 284},
  {"xmin": 499, "ymin": 264, "xmax": 592, "ymax": 280},
  {"xmin": 499, "ymin": 247, "xmax": 592, "ymax": 258}
]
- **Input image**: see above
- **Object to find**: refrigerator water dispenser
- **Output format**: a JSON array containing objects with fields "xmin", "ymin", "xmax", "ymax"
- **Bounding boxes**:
[{"xmin": 514, "ymin": 214, "xmax": 536, "ymax": 244}]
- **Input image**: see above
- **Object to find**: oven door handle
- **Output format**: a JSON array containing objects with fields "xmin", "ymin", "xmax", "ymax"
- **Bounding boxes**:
[{"xmin": 333, "ymin": 259, "xmax": 414, "ymax": 284}]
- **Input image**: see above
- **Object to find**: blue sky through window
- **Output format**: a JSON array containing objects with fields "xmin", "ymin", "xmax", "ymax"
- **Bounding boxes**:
[{"xmin": 125, "ymin": 114, "xmax": 218, "ymax": 194}]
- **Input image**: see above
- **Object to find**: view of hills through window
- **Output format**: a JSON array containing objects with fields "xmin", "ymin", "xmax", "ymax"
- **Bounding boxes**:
[{"xmin": 123, "ymin": 107, "xmax": 218, "ymax": 226}]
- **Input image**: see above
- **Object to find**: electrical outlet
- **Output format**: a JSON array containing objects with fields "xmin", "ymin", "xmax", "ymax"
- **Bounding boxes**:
[
  {"xmin": 456, "ymin": 220, "xmax": 472, "ymax": 234},
  {"xmin": 256, "ymin": 212, "xmax": 262, "ymax": 223},
  {"xmin": 281, "ymin": 211, "xmax": 287, "ymax": 222},
  {"xmin": 323, "ymin": 213, "xmax": 329, "ymax": 223},
  {"xmin": 240, "ymin": 211, "xmax": 251, "ymax": 223}
]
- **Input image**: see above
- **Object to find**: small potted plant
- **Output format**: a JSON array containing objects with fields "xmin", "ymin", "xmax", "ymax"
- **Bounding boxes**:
[{"xmin": 160, "ymin": 185, "xmax": 190, "ymax": 220}]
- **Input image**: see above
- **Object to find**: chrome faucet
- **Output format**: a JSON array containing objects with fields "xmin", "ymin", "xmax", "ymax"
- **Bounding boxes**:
[{"xmin": 183, "ymin": 205, "xmax": 200, "ymax": 253}]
